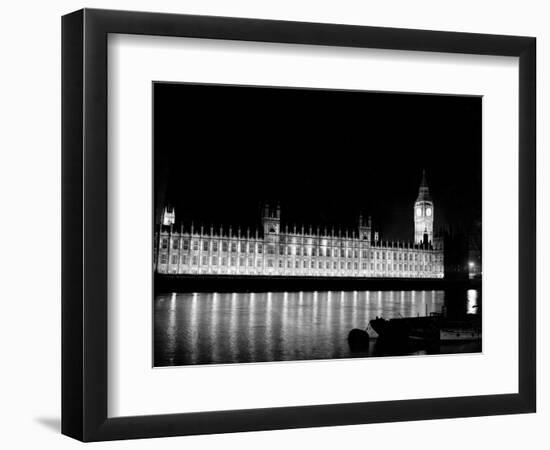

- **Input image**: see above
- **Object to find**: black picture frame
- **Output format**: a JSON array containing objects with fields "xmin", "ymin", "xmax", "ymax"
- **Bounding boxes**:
[{"xmin": 62, "ymin": 8, "xmax": 536, "ymax": 442}]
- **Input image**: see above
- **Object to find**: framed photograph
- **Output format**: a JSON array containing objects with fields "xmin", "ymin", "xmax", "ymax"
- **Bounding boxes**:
[{"xmin": 62, "ymin": 8, "xmax": 536, "ymax": 441}]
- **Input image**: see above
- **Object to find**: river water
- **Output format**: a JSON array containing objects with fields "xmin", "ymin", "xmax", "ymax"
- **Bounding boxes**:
[{"xmin": 154, "ymin": 289, "xmax": 481, "ymax": 367}]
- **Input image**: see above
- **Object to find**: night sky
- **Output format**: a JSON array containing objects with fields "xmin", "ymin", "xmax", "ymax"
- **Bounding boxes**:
[{"xmin": 154, "ymin": 82, "xmax": 481, "ymax": 241}]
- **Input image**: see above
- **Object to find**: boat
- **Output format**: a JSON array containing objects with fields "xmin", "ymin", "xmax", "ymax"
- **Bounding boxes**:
[{"xmin": 369, "ymin": 312, "xmax": 481, "ymax": 344}]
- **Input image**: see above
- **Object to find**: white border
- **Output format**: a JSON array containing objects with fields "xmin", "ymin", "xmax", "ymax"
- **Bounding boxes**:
[{"xmin": 108, "ymin": 34, "xmax": 518, "ymax": 418}]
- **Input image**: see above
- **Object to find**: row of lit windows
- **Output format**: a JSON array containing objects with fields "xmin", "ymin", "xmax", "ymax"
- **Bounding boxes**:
[
  {"xmin": 162, "ymin": 239, "xmax": 262, "ymax": 253},
  {"xmin": 160, "ymin": 244, "xmax": 437, "ymax": 262},
  {"xmin": 162, "ymin": 236, "xmax": 379, "ymax": 248},
  {"xmin": 159, "ymin": 254, "xmax": 438, "ymax": 272},
  {"xmin": 161, "ymin": 237, "xmax": 431, "ymax": 254}
]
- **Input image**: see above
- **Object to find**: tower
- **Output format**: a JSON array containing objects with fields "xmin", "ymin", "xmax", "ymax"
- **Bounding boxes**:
[
  {"xmin": 414, "ymin": 170, "xmax": 434, "ymax": 244},
  {"xmin": 161, "ymin": 206, "xmax": 175, "ymax": 226},
  {"xmin": 358, "ymin": 214, "xmax": 372, "ymax": 241},
  {"xmin": 262, "ymin": 202, "xmax": 281, "ymax": 240}
]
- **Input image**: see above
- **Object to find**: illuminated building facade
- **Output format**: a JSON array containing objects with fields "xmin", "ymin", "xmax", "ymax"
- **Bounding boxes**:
[{"xmin": 155, "ymin": 172, "xmax": 444, "ymax": 278}]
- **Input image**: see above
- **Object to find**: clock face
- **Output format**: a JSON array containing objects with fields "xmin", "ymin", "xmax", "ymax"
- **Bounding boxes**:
[
  {"xmin": 426, "ymin": 208, "xmax": 432, "ymax": 217},
  {"xmin": 416, "ymin": 207, "xmax": 422, "ymax": 217}
]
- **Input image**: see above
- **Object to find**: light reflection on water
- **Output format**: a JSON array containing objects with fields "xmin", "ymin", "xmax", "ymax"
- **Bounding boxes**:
[{"xmin": 154, "ymin": 290, "xmax": 479, "ymax": 367}]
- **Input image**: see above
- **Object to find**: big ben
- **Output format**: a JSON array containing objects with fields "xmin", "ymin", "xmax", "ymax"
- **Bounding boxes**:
[{"xmin": 414, "ymin": 170, "xmax": 434, "ymax": 244}]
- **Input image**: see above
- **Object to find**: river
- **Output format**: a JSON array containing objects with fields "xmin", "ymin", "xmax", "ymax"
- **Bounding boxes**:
[{"xmin": 154, "ymin": 289, "xmax": 481, "ymax": 367}]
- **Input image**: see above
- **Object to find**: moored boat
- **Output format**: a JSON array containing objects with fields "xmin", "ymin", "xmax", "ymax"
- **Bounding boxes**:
[{"xmin": 369, "ymin": 312, "xmax": 481, "ymax": 344}]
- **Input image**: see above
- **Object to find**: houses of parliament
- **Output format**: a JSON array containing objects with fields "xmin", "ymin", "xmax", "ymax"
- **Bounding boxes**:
[{"xmin": 154, "ymin": 171, "xmax": 444, "ymax": 279}]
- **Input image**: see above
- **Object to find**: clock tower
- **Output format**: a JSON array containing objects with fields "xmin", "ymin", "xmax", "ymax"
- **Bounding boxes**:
[{"xmin": 414, "ymin": 170, "xmax": 434, "ymax": 244}]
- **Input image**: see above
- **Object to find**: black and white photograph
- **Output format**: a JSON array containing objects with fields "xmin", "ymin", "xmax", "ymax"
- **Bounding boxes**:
[
  {"xmin": 1, "ymin": 0, "xmax": 542, "ymax": 447},
  {"xmin": 153, "ymin": 82, "xmax": 482, "ymax": 367}
]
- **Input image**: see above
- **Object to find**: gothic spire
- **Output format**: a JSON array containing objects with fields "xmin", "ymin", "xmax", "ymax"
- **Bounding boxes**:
[
  {"xmin": 420, "ymin": 169, "xmax": 428, "ymax": 187},
  {"xmin": 416, "ymin": 169, "xmax": 432, "ymax": 202}
]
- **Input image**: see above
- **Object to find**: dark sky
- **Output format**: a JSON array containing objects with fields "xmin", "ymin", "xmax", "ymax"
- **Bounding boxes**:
[{"xmin": 154, "ymin": 82, "xmax": 481, "ymax": 241}]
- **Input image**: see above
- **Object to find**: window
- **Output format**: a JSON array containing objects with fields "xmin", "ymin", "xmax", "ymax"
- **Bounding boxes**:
[
  {"xmin": 248, "ymin": 258, "xmax": 253, "ymax": 266},
  {"xmin": 326, "ymin": 261, "xmax": 330, "ymax": 269},
  {"xmin": 172, "ymin": 239, "xmax": 179, "ymax": 250},
  {"xmin": 201, "ymin": 256, "xmax": 207, "ymax": 265},
  {"xmin": 333, "ymin": 262, "xmax": 337, "ymax": 269},
  {"xmin": 239, "ymin": 257, "xmax": 244, "ymax": 266},
  {"xmin": 340, "ymin": 262, "xmax": 345, "ymax": 269},
  {"xmin": 171, "ymin": 255, "xmax": 178, "ymax": 264},
  {"xmin": 192, "ymin": 256, "xmax": 198, "ymax": 265},
  {"xmin": 354, "ymin": 250, "xmax": 358, "ymax": 258},
  {"xmin": 303, "ymin": 260, "xmax": 307, "ymax": 268},
  {"xmin": 222, "ymin": 242, "xmax": 228, "ymax": 252},
  {"xmin": 202, "ymin": 241, "xmax": 209, "ymax": 251},
  {"xmin": 311, "ymin": 261, "xmax": 315, "ymax": 268},
  {"xmin": 249, "ymin": 243, "xmax": 254, "ymax": 253},
  {"xmin": 347, "ymin": 262, "xmax": 351, "ymax": 270},
  {"xmin": 327, "ymin": 248, "xmax": 331, "ymax": 257},
  {"xmin": 295, "ymin": 261, "xmax": 299, "ymax": 268},
  {"xmin": 257, "ymin": 259, "xmax": 261, "ymax": 267},
  {"xmin": 287, "ymin": 260, "xmax": 292, "ymax": 268},
  {"xmin": 181, "ymin": 255, "xmax": 187, "ymax": 264},
  {"xmin": 161, "ymin": 239, "xmax": 168, "ymax": 249},
  {"xmin": 230, "ymin": 257, "xmax": 236, "ymax": 266},
  {"xmin": 212, "ymin": 257, "xmax": 217, "ymax": 265},
  {"xmin": 212, "ymin": 241, "xmax": 218, "ymax": 252},
  {"xmin": 279, "ymin": 246, "xmax": 284, "ymax": 255},
  {"xmin": 183, "ymin": 240, "xmax": 189, "ymax": 250},
  {"xmin": 341, "ymin": 249, "xmax": 345, "ymax": 257},
  {"xmin": 192, "ymin": 241, "xmax": 199, "ymax": 251},
  {"xmin": 258, "ymin": 244, "xmax": 263, "ymax": 254},
  {"xmin": 319, "ymin": 261, "xmax": 323, "ymax": 269},
  {"xmin": 231, "ymin": 243, "xmax": 237, "ymax": 253},
  {"xmin": 240, "ymin": 242, "xmax": 246, "ymax": 252},
  {"xmin": 268, "ymin": 259, "xmax": 274, "ymax": 268},
  {"xmin": 362, "ymin": 262, "xmax": 367, "ymax": 270},
  {"xmin": 312, "ymin": 248, "xmax": 316, "ymax": 257},
  {"xmin": 354, "ymin": 262, "xmax": 358, "ymax": 270},
  {"xmin": 222, "ymin": 257, "xmax": 227, "ymax": 265},
  {"xmin": 362, "ymin": 250, "xmax": 367, "ymax": 258},
  {"xmin": 279, "ymin": 260, "xmax": 283, "ymax": 268},
  {"xmin": 160, "ymin": 254, "xmax": 168, "ymax": 264}
]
